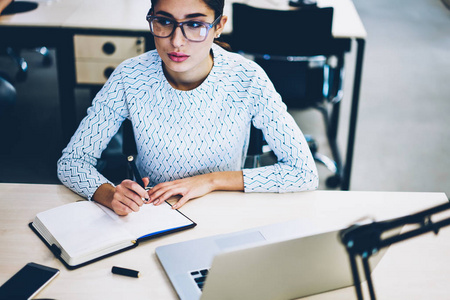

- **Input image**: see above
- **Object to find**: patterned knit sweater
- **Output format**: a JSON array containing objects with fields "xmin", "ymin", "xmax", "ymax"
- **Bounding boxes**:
[{"xmin": 57, "ymin": 44, "xmax": 318, "ymax": 200}]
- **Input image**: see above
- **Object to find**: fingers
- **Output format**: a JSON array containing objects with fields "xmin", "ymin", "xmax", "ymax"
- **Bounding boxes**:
[
  {"xmin": 142, "ymin": 177, "xmax": 150, "ymax": 188},
  {"xmin": 112, "ymin": 180, "xmax": 149, "ymax": 215},
  {"xmin": 152, "ymin": 190, "xmax": 191, "ymax": 209},
  {"xmin": 147, "ymin": 180, "xmax": 196, "ymax": 209},
  {"xmin": 148, "ymin": 182, "xmax": 187, "ymax": 206},
  {"xmin": 128, "ymin": 180, "xmax": 150, "ymax": 203},
  {"xmin": 146, "ymin": 174, "xmax": 212, "ymax": 210},
  {"xmin": 173, "ymin": 195, "xmax": 190, "ymax": 209},
  {"xmin": 111, "ymin": 200, "xmax": 133, "ymax": 216}
]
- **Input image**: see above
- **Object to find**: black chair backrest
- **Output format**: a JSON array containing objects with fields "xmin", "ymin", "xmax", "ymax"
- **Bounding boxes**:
[
  {"xmin": 256, "ymin": 58, "xmax": 324, "ymax": 108},
  {"xmin": 232, "ymin": 3, "xmax": 334, "ymax": 56},
  {"xmin": 0, "ymin": 76, "xmax": 16, "ymax": 116}
]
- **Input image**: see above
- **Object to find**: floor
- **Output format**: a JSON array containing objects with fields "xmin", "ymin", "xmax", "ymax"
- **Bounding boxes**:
[{"xmin": 0, "ymin": 0, "xmax": 449, "ymax": 197}]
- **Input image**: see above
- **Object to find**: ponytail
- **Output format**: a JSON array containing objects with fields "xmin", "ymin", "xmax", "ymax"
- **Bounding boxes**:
[{"xmin": 214, "ymin": 39, "xmax": 232, "ymax": 51}]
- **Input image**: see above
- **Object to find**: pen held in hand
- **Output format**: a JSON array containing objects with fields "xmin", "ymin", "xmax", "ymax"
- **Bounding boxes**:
[
  {"xmin": 127, "ymin": 155, "xmax": 146, "ymax": 188},
  {"xmin": 127, "ymin": 155, "xmax": 150, "ymax": 202}
]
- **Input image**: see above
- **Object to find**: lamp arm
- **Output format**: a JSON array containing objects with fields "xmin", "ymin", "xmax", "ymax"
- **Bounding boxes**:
[
  {"xmin": 339, "ymin": 201, "xmax": 450, "ymax": 300},
  {"xmin": 340, "ymin": 202, "xmax": 450, "ymax": 256}
]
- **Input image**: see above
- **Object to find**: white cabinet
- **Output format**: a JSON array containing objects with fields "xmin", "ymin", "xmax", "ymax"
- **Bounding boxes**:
[{"xmin": 74, "ymin": 35, "xmax": 145, "ymax": 84}]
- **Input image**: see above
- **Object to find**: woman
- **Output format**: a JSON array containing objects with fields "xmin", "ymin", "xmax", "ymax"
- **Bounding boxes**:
[{"xmin": 57, "ymin": 0, "xmax": 319, "ymax": 215}]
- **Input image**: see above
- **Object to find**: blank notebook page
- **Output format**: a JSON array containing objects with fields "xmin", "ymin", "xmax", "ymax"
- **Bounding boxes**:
[
  {"xmin": 36, "ymin": 201, "xmax": 133, "ymax": 258},
  {"xmin": 97, "ymin": 201, "xmax": 194, "ymax": 239}
]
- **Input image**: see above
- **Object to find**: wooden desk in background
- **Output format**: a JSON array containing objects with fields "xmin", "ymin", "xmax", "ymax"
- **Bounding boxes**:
[
  {"xmin": 0, "ymin": 183, "xmax": 449, "ymax": 299},
  {"xmin": 0, "ymin": 0, "xmax": 366, "ymax": 190}
]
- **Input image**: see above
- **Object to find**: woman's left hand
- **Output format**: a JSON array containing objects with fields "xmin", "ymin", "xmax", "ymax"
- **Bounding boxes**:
[
  {"xmin": 146, "ymin": 171, "xmax": 244, "ymax": 209},
  {"xmin": 147, "ymin": 173, "xmax": 215, "ymax": 209}
]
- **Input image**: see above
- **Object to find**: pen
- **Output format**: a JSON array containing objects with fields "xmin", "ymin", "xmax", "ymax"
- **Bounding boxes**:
[
  {"xmin": 111, "ymin": 266, "xmax": 140, "ymax": 278},
  {"xmin": 127, "ymin": 155, "xmax": 150, "ymax": 202},
  {"xmin": 127, "ymin": 155, "xmax": 146, "ymax": 189}
]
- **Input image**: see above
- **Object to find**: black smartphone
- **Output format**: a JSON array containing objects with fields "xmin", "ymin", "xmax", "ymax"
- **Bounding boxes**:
[{"xmin": 0, "ymin": 262, "xmax": 60, "ymax": 300}]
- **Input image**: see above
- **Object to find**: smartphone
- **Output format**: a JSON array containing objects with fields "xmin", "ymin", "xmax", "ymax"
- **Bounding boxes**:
[{"xmin": 0, "ymin": 262, "xmax": 59, "ymax": 300}]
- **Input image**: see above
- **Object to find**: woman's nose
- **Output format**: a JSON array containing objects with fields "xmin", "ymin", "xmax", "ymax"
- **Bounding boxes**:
[{"xmin": 171, "ymin": 26, "xmax": 186, "ymax": 48}]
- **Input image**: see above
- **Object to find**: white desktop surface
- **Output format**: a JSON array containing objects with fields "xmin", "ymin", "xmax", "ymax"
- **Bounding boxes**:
[
  {"xmin": 63, "ymin": 0, "xmax": 150, "ymax": 31},
  {"xmin": 0, "ymin": 0, "xmax": 81, "ymax": 27},
  {"xmin": 0, "ymin": 183, "xmax": 448, "ymax": 299}
]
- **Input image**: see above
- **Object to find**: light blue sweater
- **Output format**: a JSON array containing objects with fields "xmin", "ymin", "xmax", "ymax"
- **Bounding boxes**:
[{"xmin": 57, "ymin": 44, "xmax": 318, "ymax": 200}]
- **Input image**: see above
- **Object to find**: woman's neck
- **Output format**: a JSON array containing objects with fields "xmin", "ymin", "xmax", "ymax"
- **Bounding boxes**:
[{"xmin": 163, "ymin": 52, "xmax": 214, "ymax": 91}]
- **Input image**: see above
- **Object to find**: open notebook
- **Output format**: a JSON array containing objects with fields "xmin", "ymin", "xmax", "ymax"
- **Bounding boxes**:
[{"xmin": 30, "ymin": 200, "xmax": 195, "ymax": 269}]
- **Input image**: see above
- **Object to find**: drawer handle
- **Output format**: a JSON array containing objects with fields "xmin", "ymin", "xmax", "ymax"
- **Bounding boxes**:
[
  {"xmin": 104, "ymin": 67, "xmax": 115, "ymax": 79},
  {"xmin": 102, "ymin": 42, "xmax": 116, "ymax": 55}
]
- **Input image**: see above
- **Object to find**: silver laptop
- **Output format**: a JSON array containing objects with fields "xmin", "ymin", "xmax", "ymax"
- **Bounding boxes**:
[{"xmin": 156, "ymin": 218, "xmax": 391, "ymax": 300}]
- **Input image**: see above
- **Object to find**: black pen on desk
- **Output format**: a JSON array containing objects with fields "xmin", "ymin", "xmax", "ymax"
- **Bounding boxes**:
[
  {"xmin": 127, "ymin": 155, "xmax": 150, "ymax": 201},
  {"xmin": 112, "ymin": 266, "xmax": 140, "ymax": 278}
]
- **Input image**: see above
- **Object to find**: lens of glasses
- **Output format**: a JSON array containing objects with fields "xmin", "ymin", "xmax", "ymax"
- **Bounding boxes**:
[
  {"xmin": 150, "ymin": 17, "xmax": 209, "ymax": 42},
  {"xmin": 182, "ymin": 21, "xmax": 209, "ymax": 41}
]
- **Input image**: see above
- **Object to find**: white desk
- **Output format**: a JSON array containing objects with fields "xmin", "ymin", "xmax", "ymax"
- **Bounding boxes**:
[
  {"xmin": 0, "ymin": 0, "xmax": 366, "ymax": 190},
  {"xmin": 0, "ymin": 183, "xmax": 449, "ymax": 299}
]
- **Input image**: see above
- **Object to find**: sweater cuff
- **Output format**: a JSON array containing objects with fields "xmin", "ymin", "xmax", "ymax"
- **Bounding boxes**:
[{"xmin": 242, "ymin": 166, "xmax": 280, "ymax": 193}]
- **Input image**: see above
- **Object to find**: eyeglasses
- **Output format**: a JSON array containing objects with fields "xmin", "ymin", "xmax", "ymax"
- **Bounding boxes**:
[{"xmin": 146, "ymin": 15, "xmax": 222, "ymax": 42}]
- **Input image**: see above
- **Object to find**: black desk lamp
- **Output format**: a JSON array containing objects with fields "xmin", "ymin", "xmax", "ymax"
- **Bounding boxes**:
[{"xmin": 340, "ymin": 201, "xmax": 450, "ymax": 300}]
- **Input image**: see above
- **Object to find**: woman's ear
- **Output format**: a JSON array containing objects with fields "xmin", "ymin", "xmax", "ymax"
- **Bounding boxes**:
[{"xmin": 215, "ymin": 15, "xmax": 228, "ymax": 37}]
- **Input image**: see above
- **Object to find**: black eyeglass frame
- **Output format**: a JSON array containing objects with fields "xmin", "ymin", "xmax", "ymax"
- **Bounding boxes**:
[{"xmin": 146, "ymin": 14, "xmax": 222, "ymax": 42}]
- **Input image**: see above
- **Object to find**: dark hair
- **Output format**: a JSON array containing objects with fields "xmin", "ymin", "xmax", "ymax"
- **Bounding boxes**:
[
  {"xmin": 150, "ymin": 0, "xmax": 224, "ymax": 18},
  {"xmin": 149, "ymin": 0, "xmax": 231, "ymax": 50}
]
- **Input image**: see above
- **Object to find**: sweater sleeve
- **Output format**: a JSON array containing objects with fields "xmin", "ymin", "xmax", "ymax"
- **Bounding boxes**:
[
  {"xmin": 57, "ymin": 66, "xmax": 129, "ymax": 200},
  {"xmin": 242, "ymin": 72, "xmax": 319, "ymax": 193}
]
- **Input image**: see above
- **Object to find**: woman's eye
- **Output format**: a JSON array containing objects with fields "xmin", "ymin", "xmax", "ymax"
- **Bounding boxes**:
[
  {"xmin": 186, "ymin": 21, "xmax": 203, "ymax": 29},
  {"xmin": 157, "ymin": 18, "xmax": 173, "ymax": 26}
]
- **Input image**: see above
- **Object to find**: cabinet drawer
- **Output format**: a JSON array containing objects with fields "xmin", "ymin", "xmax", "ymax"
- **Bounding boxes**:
[
  {"xmin": 74, "ymin": 35, "xmax": 145, "ymax": 60},
  {"xmin": 76, "ymin": 60, "xmax": 124, "ymax": 84}
]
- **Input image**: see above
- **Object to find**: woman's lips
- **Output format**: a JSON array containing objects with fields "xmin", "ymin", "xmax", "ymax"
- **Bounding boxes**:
[{"xmin": 168, "ymin": 52, "xmax": 189, "ymax": 62}]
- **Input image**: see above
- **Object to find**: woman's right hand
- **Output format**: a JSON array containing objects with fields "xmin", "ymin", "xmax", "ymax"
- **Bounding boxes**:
[{"xmin": 93, "ymin": 180, "xmax": 149, "ymax": 216}]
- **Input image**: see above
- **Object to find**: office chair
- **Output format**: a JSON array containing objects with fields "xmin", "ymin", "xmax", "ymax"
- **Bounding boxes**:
[
  {"xmin": 5, "ymin": 46, "xmax": 52, "ymax": 82},
  {"xmin": 96, "ymin": 119, "xmax": 137, "ymax": 184},
  {"xmin": 0, "ymin": 74, "xmax": 16, "ymax": 155},
  {"xmin": 232, "ymin": 3, "xmax": 350, "ymax": 188},
  {"xmin": 0, "ymin": 74, "xmax": 16, "ymax": 116},
  {"xmin": 1, "ymin": 1, "xmax": 51, "ymax": 82}
]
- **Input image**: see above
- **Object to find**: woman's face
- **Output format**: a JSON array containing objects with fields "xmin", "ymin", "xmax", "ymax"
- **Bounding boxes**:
[{"xmin": 151, "ymin": 0, "xmax": 226, "ymax": 85}]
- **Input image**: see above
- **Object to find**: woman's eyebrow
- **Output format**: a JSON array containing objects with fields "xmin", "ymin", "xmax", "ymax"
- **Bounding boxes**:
[
  {"xmin": 154, "ymin": 11, "xmax": 174, "ymax": 18},
  {"xmin": 185, "ymin": 13, "xmax": 208, "ymax": 18},
  {"xmin": 154, "ymin": 11, "xmax": 207, "ymax": 19}
]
